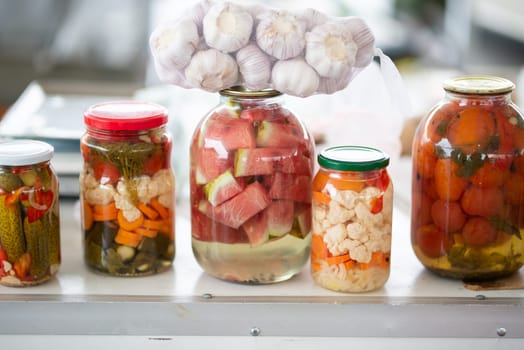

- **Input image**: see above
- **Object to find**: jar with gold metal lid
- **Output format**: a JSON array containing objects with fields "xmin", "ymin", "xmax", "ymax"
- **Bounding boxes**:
[{"xmin": 411, "ymin": 76, "xmax": 524, "ymax": 280}]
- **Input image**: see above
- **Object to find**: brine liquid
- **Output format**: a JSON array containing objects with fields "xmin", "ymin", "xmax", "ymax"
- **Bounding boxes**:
[{"xmin": 192, "ymin": 234, "xmax": 311, "ymax": 284}]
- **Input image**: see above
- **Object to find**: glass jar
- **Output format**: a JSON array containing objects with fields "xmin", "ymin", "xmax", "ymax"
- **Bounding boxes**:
[
  {"xmin": 190, "ymin": 87, "xmax": 315, "ymax": 284},
  {"xmin": 81, "ymin": 101, "xmax": 175, "ymax": 276},
  {"xmin": 311, "ymin": 146, "xmax": 393, "ymax": 292},
  {"xmin": 411, "ymin": 76, "xmax": 524, "ymax": 280},
  {"xmin": 0, "ymin": 140, "xmax": 60, "ymax": 286}
]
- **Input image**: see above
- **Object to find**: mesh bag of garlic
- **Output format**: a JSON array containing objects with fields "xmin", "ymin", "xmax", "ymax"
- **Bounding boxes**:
[{"xmin": 149, "ymin": 0, "xmax": 403, "ymax": 98}]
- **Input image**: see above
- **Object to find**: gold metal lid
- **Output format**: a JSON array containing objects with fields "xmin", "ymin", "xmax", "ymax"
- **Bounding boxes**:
[
  {"xmin": 219, "ymin": 86, "xmax": 282, "ymax": 98},
  {"xmin": 443, "ymin": 76, "xmax": 515, "ymax": 95}
]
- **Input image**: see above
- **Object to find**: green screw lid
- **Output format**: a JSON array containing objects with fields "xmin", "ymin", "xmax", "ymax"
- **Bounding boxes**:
[
  {"xmin": 318, "ymin": 146, "xmax": 390, "ymax": 172},
  {"xmin": 443, "ymin": 76, "xmax": 515, "ymax": 95}
]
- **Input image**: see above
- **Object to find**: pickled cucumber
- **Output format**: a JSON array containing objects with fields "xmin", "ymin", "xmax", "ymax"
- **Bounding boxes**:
[
  {"xmin": 24, "ymin": 217, "xmax": 49, "ymax": 277},
  {"xmin": 0, "ymin": 173, "xmax": 22, "ymax": 192},
  {"xmin": 0, "ymin": 194, "xmax": 26, "ymax": 262},
  {"xmin": 47, "ymin": 212, "xmax": 61, "ymax": 265}
]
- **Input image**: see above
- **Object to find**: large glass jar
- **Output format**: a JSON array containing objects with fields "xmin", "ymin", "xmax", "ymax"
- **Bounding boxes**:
[
  {"xmin": 80, "ymin": 101, "xmax": 175, "ymax": 276},
  {"xmin": 311, "ymin": 146, "xmax": 393, "ymax": 292},
  {"xmin": 411, "ymin": 76, "xmax": 524, "ymax": 280},
  {"xmin": 190, "ymin": 88, "xmax": 315, "ymax": 284},
  {"xmin": 0, "ymin": 140, "xmax": 60, "ymax": 286}
]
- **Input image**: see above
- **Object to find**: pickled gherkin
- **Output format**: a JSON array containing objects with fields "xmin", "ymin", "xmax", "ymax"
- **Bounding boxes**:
[
  {"xmin": 0, "ymin": 194, "xmax": 26, "ymax": 262},
  {"xmin": 0, "ymin": 140, "xmax": 60, "ymax": 287}
]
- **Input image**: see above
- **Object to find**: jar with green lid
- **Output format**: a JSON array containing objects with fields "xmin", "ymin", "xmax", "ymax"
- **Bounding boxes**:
[
  {"xmin": 411, "ymin": 75, "xmax": 524, "ymax": 280},
  {"xmin": 80, "ymin": 101, "xmax": 175, "ymax": 276},
  {"xmin": 311, "ymin": 145, "xmax": 392, "ymax": 292},
  {"xmin": 190, "ymin": 87, "xmax": 315, "ymax": 284},
  {"xmin": 0, "ymin": 140, "xmax": 60, "ymax": 286}
]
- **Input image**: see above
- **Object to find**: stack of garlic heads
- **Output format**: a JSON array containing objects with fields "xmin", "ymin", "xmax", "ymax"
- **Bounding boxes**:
[{"xmin": 149, "ymin": 0, "xmax": 376, "ymax": 97}]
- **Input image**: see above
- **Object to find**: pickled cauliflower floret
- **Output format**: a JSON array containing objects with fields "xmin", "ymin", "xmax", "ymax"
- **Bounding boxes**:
[
  {"xmin": 84, "ymin": 184, "xmax": 116, "ymax": 206},
  {"xmin": 123, "ymin": 206, "xmax": 142, "ymax": 222},
  {"xmin": 136, "ymin": 175, "xmax": 156, "ymax": 204},
  {"xmin": 332, "ymin": 190, "xmax": 358, "ymax": 209},
  {"xmin": 349, "ymin": 244, "xmax": 372, "ymax": 264},
  {"xmin": 80, "ymin": 170, "xmax": 99, "ymax": 192},
  {"xmin": 324, "ymin": 223, "xmax": 348, "ymax": 256},
  {"xmin": 114, "ymin": 193, "xmax": 135, "ymax": 211},
  {"xmin": 346, "ymin": 222, "xmax": 369, "ymax": 243},
  {"xmin": 158, "ymin": 192, "xmax": 173, "ymax": 208},
  {"xmin": 151, "ymin": 169, "xmax": 174, "ymax": 195},
  {"xmin": 328, "ymin": 200, "xmax": 354, "ymax": 225},
  {"xmin": 355, "ymin": 202, "xmax": 382, "ymax": 227}
]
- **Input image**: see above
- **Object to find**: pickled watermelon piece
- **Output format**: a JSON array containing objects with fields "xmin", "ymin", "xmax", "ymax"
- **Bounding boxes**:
[
  {"xmin": 203, "ymin": 116, "xmax": 256, "ymax": 151},
  {"xmin": 198, "ymin": 181, "xmax": 270, "ymax": 229},
  {"xmin": 295, "ymin": 203, "xmax": 312, "ymax": 235},
  {"xmin": 242, "ymin": 211, "xmax": 269, "ymax": 245},
  {"xmin": 192, "ymin": 209, "xmax": 249, "ymax": 243},
  {"xmin": 267, "ymin": 200, "xmax": 294, "ymax": 237},
  {"xmin": 195, "ymin": 147, "xmax": 233, "ymax": 185},
  {"xmin": 268, "ymin": 172, "xmax": 312, "ymax": 203},
  {"xmin": 240, "ymin": 108, "xmax": 274, "ymax": 123},
  {"xmin": 204, "ymin": 169, "xmax": 245, "ymax": 206},
  {"xmin": 256, "ymin": 121, "xmax": 305, "ymax": 148},
  {"xmin": 234, "ymin": 148, "xmax": 311, "ymax": 177}
]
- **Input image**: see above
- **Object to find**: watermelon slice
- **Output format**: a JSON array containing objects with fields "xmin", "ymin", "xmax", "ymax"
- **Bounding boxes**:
[
  {"xmin": 199, "ymin": 181, "xmax": 270, "ymax": 229},
  {"xmin": 295, "ymin": 203, "xmax": 312, "ymax": 236},
  {"xmin": 194, "ymin": 147, "xmax": 233, "ymax": 184},
  {"xmin": 192, "ymin": 209, "xmax": 249, "ymax": 243},
  {"xmin": 266, "ymin": 200, "xmax": 294, "ymax": 237},
  {"xmin": 242, "ymin": 210, "xmax": 269, "ymax": 245},
  {"xmin": 240, "ymin": 108, "xmax": 274, "ymax": 123},
  {"xmin": 234, "ymin": 148, "xmax": 311, "ymax": 177},
  {"xmin": 204, "ymin": 169, "xmax": 244, "ymax": 206},
  {"xmin": 203, "ymin": 116, "xmax": 256, "ymax": 151},
  {"xmin": 256, "ymin": 121, "xmax": 305, "ymax": 148},
  {"xmin": 268, "ymin": 172, "xmax": 312, "ymax": 203}
]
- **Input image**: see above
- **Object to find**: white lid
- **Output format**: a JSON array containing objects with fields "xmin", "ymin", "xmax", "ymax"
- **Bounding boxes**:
[{"xmin": 0, "ymin": 140, "xmax": 54, "ymax": 166}]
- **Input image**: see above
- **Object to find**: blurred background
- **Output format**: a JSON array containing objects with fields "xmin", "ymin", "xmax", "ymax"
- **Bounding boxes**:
[{"xmin": 0, "ymin": 0, "xmax": 523, "ymax": 196}]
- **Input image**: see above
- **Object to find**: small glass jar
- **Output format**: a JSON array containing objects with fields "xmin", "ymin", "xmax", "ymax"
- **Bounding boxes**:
[
  {"xmin": 311, "ymin": 146, "xmax": 392, "ymax": 292},
  {"xmin": 190, "ymin": 87, "xmax": 315, "ymax": 284},
  {"xmin": 0, "ymin": 140, "xmax": 60, "ymax": 286},
  {"xmin": 80, "ymin": 101, "xmax": 175, "ymax": 276},
  {"xmin": 411, "ymin": 76, "xmax": 524, "ymax": 280}
]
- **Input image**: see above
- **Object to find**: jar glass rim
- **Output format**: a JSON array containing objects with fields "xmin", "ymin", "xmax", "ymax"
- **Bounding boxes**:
[
  {"xmin": 443, "ymin": 76, "xmax": 515, "ymax": 95},
  {"xmin": 220, "ymin": 86, "xmax": 282, "ymax": 98}
]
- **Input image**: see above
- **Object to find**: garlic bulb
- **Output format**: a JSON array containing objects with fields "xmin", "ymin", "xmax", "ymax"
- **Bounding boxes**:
[
  {"xmin": 203, "ymin": 2, "xmax": 253, "ymax": 53},
  {"xmin": 301, "ymin": 8, "xmax": 329, "ymax": 30},
  {"xmin": 236, "ymin": 44, "xmax": 271, "ymax": 91},
  {"xmin": 256, "ymin": 10, "xmax": 306, "ymax": 60},
  {"xmin": 305, "ymin": 21, "xmax": 358, "ymax": 78},
  {"xmin": 149, "ymin": 18, "xmax": 199, "ymax": 71},
  {"xmin": 153, "ymin": 61, "xmax": 192, "ymax": 89},
  {"xmin": 271, "ymin": 57, "xmax": 319, "ymax": 97},
  {"xmin": 317, "ymin": 72, "xmax": 353, "ymax": 94},
  {"xmin": 185, "ymin": 49, "xmax": 239, "ymax": 92},
  {"xmin": 186, "ymin": 0, "xmax": 213, "ymax": 35},
  {"xmin": 342, "ymin": 17, "xmax": 375, "ymax": 68}
]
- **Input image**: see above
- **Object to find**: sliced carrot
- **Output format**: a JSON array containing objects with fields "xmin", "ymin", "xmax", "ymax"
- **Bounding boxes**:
[
  {"xmin": 92, "ymin": 202, "xmax": 118, "ymax": 221},
  {"xmin": 137, "ymin": 202, "xmax": 159, "ymax": 220},
  {"xmin": 83, "ymin": 201, "xmax": 94, "ymax": 231},
  {"xmin": 117, "ymin": 210, "xmax": 144, "ymax": 231},
  {"xmin": 326, "ymin": 177, "xmax": 365, "ymax": 192},
  {"xmin": 311, "ymin": 261, "xmax": 322, "ymax": 272},
  {"xmin": 311, "ymin": 234, "xmax": 329, "ymax": 259},
  {"xmin": 360, "ymin": 251, "xmax": 390, "ymax": 270},
  {"xmin": 326, "ymin": 253, "xmax": 351, "ymax": 266},
  {"xmin": 115, "ymin": 228, "xmax": 141, "ymax": 247},
  {"xmin": 343, "ymin": 259, "xmax": 357, "ymax": 270},
  {"xmin": 312, "ymin": 191, "xmax": 331, "ymax": 205},
  {"xmin": 142, "ymin": 219, "xmax": 163, "ymax": 231},
  {"xmin": 150, "ymin": 198, "xmax": 169, "ymax": 220},
  {"xmin": 134, "ymin": 226, "xmax": 158, "ymax": 238}
]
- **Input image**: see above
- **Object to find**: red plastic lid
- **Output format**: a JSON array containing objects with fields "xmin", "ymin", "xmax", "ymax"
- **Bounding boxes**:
[{"xmin": 84, "ymin": 101, "xmax": 168, "ymax": 131}]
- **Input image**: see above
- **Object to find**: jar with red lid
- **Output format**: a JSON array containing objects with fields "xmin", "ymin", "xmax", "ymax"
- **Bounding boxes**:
[
  {"xmin": 0, "ymin": 140, "xmax": 60, "ymax": 286},
  {"xmin": 411, "ymin": 76, "xmax": 524, "ymax": 280},
  {"xmin": 190, "ymin": 87, "xmax": 314, "ymax": 284},
  {"xmin": 311, "ymin": 146, "xmax": 393, "ymax": 292},
  {"xmin": 80, "ymin": 101, "xmax": 175, "ymax": 276}
]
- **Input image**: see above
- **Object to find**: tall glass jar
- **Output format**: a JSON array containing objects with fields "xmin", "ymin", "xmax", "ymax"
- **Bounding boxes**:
[
  {"xmin": 0, "ymin": 140, "xmax": 60, "ymax": 286},
  {"xmin": 311, "ymin": 146, "xmax": 393, "ymax": 292},
  {"xmin": 411, "ymin": 76, "xmax": 524, "ymax": 280},
  {"xmin": 80, "ymin": 101, "xmax": 175, "ymax": 276},
  {"xmin": 190, "ymin": 87, "xmax": 315, "ymax": 284}
]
